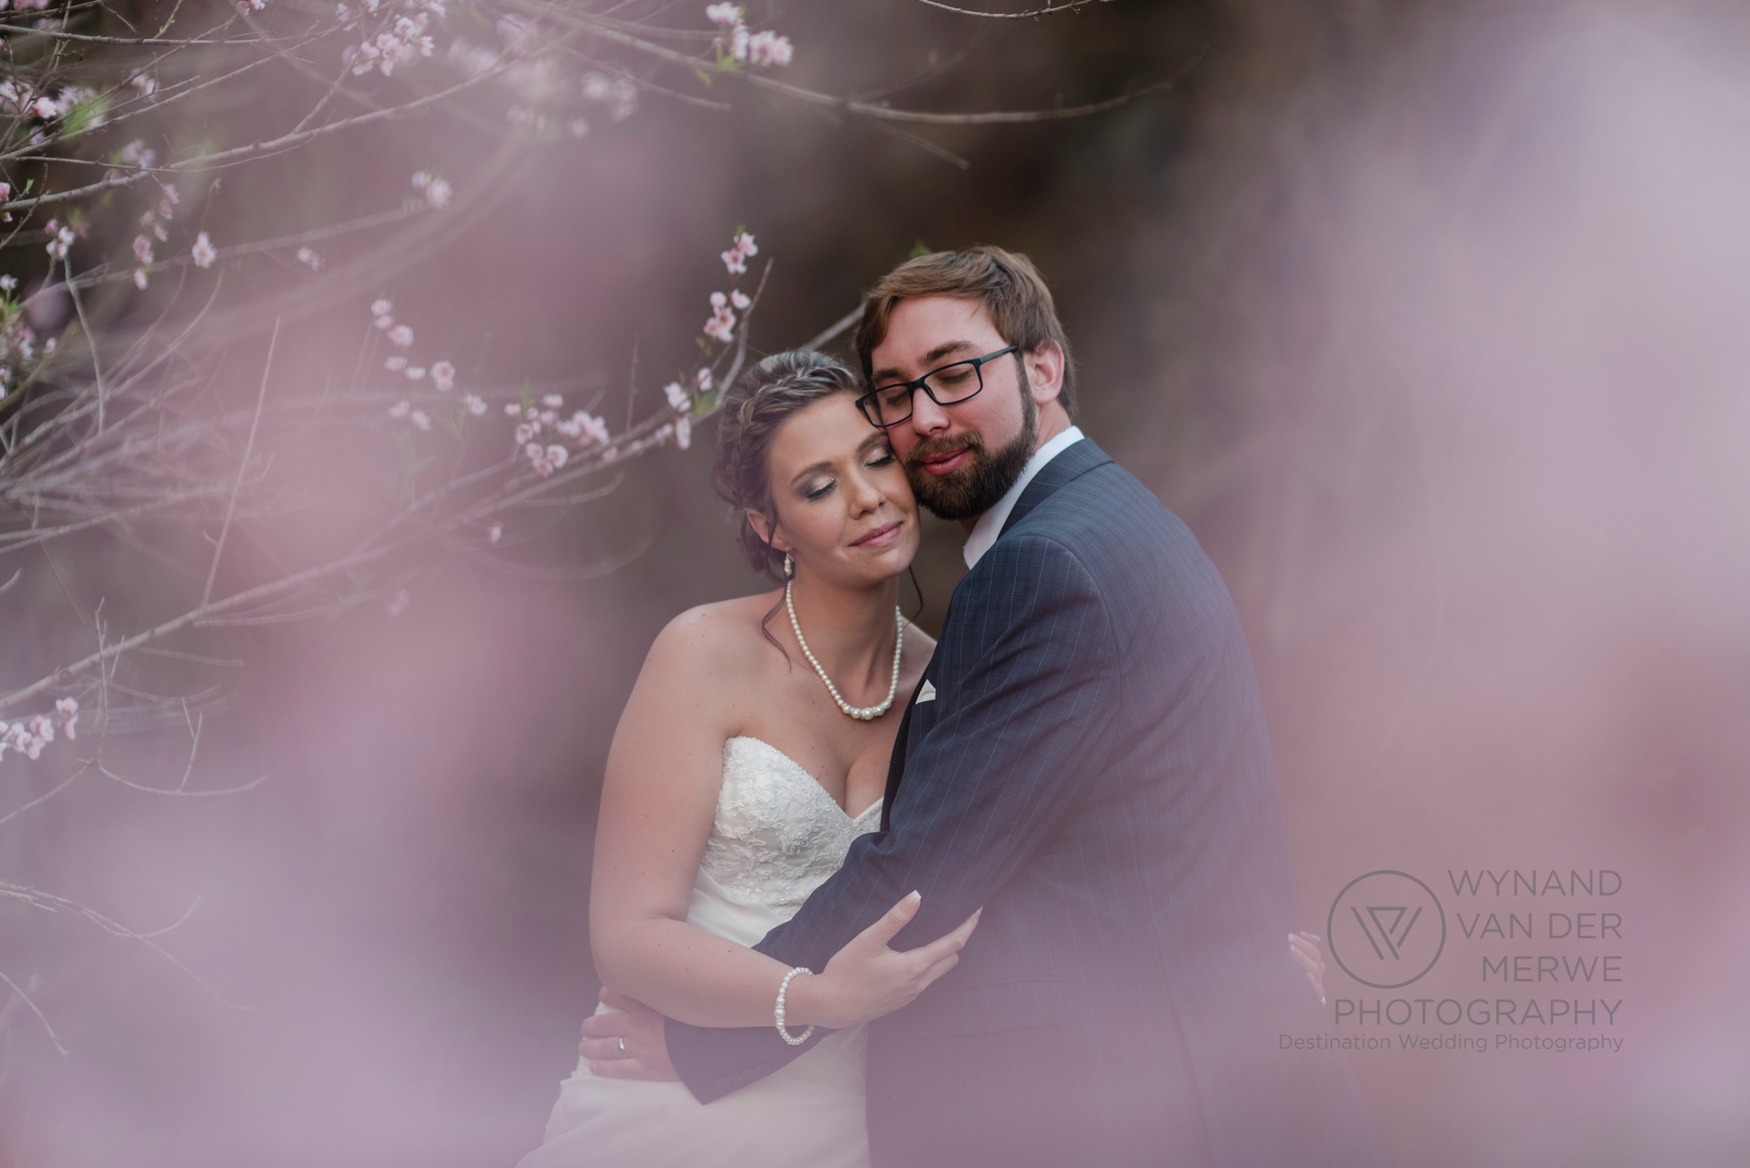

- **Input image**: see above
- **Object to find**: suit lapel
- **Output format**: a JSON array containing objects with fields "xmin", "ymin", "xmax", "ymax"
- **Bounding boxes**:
[
  {"xmin": 879, "ymin": 440, "xmax": 1114, "ymax": 826},
  {"xmin": 880, "ymin": 676, "xmax": 924, "ymax": 833},
  {"xmin": 998, "ymin": 437, "xmax": 1113, "ymax": 539}
]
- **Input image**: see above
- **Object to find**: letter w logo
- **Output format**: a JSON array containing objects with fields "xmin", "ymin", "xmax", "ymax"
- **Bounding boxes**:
[{"xmin": 1352, "ymin": 904, "xmax": 1423, "ymax": 961}]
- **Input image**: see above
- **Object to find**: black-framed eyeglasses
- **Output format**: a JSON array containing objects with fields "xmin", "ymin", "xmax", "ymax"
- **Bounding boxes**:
[{"xmin": 855, "ymin": 346, "xmax": 1018, "ymax": 429}]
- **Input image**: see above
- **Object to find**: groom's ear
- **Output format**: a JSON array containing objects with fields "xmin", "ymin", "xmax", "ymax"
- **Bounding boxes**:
[{"xmin": 1023, "ymin": 340, "xmax": 1066, "ymax": 407}]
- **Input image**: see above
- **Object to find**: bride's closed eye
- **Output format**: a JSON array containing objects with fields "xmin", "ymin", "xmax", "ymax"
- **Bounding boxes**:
[{"xmin": 799, "ymin": 449, "xmax": 895, "ymax": 501}]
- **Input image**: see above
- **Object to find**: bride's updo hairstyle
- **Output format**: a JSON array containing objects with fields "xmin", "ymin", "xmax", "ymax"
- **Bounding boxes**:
[{"xmin": 713, "ymin": 350, "xmax": 866, "ymax": 579}]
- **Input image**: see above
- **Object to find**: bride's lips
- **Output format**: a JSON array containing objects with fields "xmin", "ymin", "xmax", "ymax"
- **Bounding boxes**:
[
  {"xmin": 852, "ymin": 521, "xmax": 903, "ymax": 549},
  {"xmin": 919, "ymin": 447, "xmax": 974, "ymax": 477}
]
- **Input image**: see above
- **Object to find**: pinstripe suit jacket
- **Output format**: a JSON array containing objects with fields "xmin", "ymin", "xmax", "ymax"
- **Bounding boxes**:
[{"xmin": 668, "ymin": 439, "xmax": 1386, "ymax": 1168}]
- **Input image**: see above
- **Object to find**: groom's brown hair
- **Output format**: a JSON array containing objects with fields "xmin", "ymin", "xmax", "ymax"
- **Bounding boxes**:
[{"xmin": 853, "ymin": 245, "xmax": 1077, "ymax": 419}]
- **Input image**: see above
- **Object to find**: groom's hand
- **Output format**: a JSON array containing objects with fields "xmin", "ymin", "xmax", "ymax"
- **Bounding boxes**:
[{"xmin": 579, "ymin": 987, "xmax": 679, "ymax": 1081}]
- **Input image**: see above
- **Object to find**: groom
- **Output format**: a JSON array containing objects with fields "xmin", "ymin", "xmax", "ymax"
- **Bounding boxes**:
[{"xmin": 600, "ymin": 248, "xmax": 1385, "ymax": 1167}]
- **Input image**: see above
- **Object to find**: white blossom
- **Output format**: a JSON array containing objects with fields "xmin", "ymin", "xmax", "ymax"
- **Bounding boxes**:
[
  {"xmin": 431, "ymin": 361, "xmax": 456, "ymax": 391},
  {"xmin": 191, "ymin": 231, "xmax": 216, "ymax": 268}
]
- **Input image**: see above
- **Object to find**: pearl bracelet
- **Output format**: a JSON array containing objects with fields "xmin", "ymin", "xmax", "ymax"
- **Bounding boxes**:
[{"xmin": 775, "ymin": 967, "xmax": 816, "ymax": 1046}]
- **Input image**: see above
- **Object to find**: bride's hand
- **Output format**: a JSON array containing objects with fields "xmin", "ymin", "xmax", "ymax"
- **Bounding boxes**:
[
  {"xmin": 1289, "ymin": 930, "xmax": 1327, "ymax": 1005},
  {"xmin": 787, "ymin": 891, "xmax": 981, "ymax": 1030}
]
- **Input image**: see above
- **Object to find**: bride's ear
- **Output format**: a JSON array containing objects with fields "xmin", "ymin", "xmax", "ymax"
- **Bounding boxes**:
[{"xmin": 746, "ymin": 509, "xmax": 791, "ymax": 554}]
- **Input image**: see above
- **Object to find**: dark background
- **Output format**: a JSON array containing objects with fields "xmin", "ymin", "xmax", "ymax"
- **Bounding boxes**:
[{"xmin": 4, "ymin": 1, "xmax": 1748, "ymax": 1164}]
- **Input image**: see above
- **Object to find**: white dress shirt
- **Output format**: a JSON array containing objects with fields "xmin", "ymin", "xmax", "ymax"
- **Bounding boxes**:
[{"xmin": 961, "ymin": 425, "xmax": 1085, "ymax": 570}]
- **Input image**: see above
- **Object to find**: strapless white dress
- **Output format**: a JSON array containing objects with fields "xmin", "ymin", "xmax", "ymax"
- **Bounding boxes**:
[{"xmin": 517, "ymin": 737, "xmax": 881, "ymax": 1168}]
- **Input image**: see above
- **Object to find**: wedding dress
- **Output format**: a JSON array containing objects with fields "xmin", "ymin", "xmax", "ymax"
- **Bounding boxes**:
[{"xmin": 517, "ymin": 736, "xmax": 880, "ymax": 1168}]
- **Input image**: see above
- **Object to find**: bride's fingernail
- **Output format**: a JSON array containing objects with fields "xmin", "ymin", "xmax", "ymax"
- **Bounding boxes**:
[{"xmin": 908, "ymin": 890, "xmax": 921, "ymax": 901}]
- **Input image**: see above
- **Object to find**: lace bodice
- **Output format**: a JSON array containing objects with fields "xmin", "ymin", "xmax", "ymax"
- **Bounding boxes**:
[{"xmin": 698, "ymin": 737, "xmax": 882, "ymax": 915}]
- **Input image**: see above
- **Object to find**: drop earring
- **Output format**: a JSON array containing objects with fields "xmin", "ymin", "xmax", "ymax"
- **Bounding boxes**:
[{"xmin": 783, "ymin": 552, "xmax": 794, "ymax": 579}]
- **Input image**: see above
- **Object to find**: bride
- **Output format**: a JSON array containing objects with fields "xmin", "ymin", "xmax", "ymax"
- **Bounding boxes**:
[{"xmin": 516, "ymin": 351, "xmax": 1325, "ymax": 1168}]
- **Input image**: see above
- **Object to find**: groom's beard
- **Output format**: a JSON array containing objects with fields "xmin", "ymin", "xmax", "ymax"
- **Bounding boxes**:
[{"xmin": 903, "ymin": 386, "xmax": 1038, "ymax": 521}]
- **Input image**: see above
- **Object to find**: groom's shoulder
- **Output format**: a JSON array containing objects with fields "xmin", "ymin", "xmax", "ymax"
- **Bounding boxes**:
[{"xmin": 1022, "ymin": 455, "xmax": 1194, "ymax": 557}]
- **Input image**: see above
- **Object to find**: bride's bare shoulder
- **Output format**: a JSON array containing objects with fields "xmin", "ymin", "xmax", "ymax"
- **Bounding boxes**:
[{"xmin": 643, "ymin": 592, "xmax": 784, "ymax": 681}]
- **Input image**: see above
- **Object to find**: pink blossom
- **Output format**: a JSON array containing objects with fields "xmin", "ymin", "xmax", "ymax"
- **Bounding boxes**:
[
  {"xmin": 515, "ymin": 423, "xmax": 536, "ymax": 444},
  {"xmin": 542, "ymin": 393, "xmax": 564, "ymax": 408},
  {"xmin": 463, "ymin": 393, "xmax": 486, "ymax": 415},
  {"xmin": 695, "ymin": 368, "xmax": 714, "ymax": 392},
  {"xmin": 376, "ymin": 314, "xmax": 394, "ymax": 330},
  {"xmin": 504, "ymin": 402, "xmax": 522, "ymax": 417},
  {"xmin": 747, "ymin": 31, "xmax": 793, "ymax": 69},
  {"xmin": 296, "ymin": 246, "xmax": 323, "ymax": 271},
  {"xmin": 675, "ymin": 414, "xmax": 692, "ymax": 450},
  {"xmin": 133, "ymin": 235, "xmax": 154, "ymax": 264},
  {"xmin": 539, "ymin": 409, "xmax": 556, "ymax": 424},
  {"xmin": 389, "ymin": 400, "xmax": 411, "ymax": 418},
  {"xmin": 423, "ymin": 177, "xmax": 452, "ymax": 208},
  {"xmin": 706, "ymin": 3, "xmax": 742, "ymax": 29},
  {"xmin": 573, "ymin": 411, "xmax": 610, "ymax": 445},
  {"xmin": 132, "ymin": 269, "xmax": 149, "ymax": 289},
  {"xmin": 119, "ymin": 139, "xmax": 157, "ymax": 168},
  {"xmin": 663, "ymin": 381, "xmax": 689, "ymax": 410},
  {"xmin": 191, "ymin": 231, "xmax": 216, "ymax": 268},
  {"xmin": 546, "ymin": 444, "xmax": 569, "ymax": 469},
  {"xmin": 372, "ymin": 298, "xmax": 393, "ymax": 316},
  {"xmin": 387, "ymin": 324, "xmax": 413, "ymax": 348},
  {"xmin": 703, "ymin": 299, "xmax": 737, "ymax": 343},
  {"xmin": 384, "ymin": 356, "xmax": 407, "ymax": 373},
  {"xmin": 730, "ymin": 290, "xmax": 750, "ymax": 310},
  {"xmin": 532, "ymin": 457, "xmax": 554, "ymax": 477},
  {"xmin": 405, "ymin": 366, "xmax": 426, "ymax": 381},
  {"xmin": 45, "ymin": 221, "xmax": 73, "ymax": 261},
  {"xmin": 735, "ymin": 231, "xmax": 757, "ymax": 257},
  {"xmin": 431, "ymin": 361, "xmax": 455, "ymax": 391},
  {"xmin": 721, "ymin": 248, "xmax": 747, "ymax": 276},
  {"xmin": 409, "ymin": 409, "xmax": 431, "ymax": 431},
  {"xmin": 488, "ymin": 521, "xmax": 503, "ymax": 545}
]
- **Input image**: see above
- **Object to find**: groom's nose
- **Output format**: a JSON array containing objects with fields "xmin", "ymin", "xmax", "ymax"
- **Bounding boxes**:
[{"xmin": 907, "ymin": 388, "xmax": 952, "ymax": 436}]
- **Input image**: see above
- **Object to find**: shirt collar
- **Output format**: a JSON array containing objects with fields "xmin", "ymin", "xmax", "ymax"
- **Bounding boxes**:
[{"xmin": 961, "ymin": 425, "xmax": 1085, "ymax": 570}]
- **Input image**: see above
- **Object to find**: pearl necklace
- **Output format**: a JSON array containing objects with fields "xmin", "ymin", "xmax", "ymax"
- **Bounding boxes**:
[{"xmin": 785, "ymin": 579, "xmax": 905, "ymax": 721}]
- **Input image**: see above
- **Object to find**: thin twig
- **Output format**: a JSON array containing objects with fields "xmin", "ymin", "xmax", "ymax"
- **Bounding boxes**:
[{"xmin": 200, "ymin": 319, "xmax": 277, "ymax": 607}]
